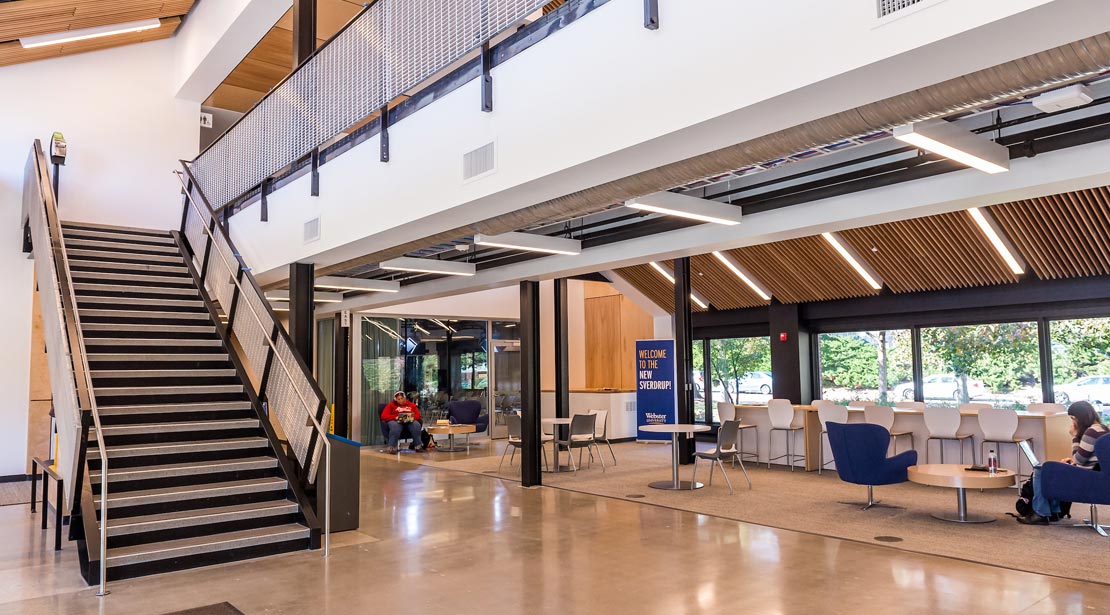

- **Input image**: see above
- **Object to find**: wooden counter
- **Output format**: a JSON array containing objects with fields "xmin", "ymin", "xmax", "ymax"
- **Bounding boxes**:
[{"xmin": 733, "ymin": 405, "xmax": 1071, "ymax": 472}]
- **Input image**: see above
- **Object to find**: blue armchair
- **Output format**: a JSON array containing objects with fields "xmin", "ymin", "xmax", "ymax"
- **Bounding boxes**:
[
  {"xmin": 826, "ymin": 422, "xmax": 918, "ymax": 510},
  {"xmin": 1042, "ymin": 435, "xmax": 1109, "ymax": 536},
  {"xmin": 447, "ymin": 400, "xmax": 488, "ymax": 447}
]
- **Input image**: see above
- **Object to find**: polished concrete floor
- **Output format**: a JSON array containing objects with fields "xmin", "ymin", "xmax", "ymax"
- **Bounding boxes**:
[{"xmin": 1, "ymin": 453, "xmax": 1109, "ymax": 615}]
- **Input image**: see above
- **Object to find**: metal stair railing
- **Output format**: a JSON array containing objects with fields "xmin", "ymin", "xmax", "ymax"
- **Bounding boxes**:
[
  {"xmin": 175, "ymin": 163, "xmax": 331, "ymax": 556},
  {"xmin": 21, "ymin": 140, "xmax": 111, "ymax": 596}
]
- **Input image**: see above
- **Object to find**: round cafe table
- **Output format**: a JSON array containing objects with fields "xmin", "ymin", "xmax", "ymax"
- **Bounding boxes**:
[
  {"xmin": 640, "ymin": 423, "xmax": 712, "ymax": 490},
  {"xmin": 426, "ymin": 423, "xmax": 475, "ymax": 452},
  {"xmin": 908, "ymin": 464, "xmax": 1016, "ymax": 523},
  {"xmin": 541, "ymin": 417, "xmax": 573, "ymax": 472}
]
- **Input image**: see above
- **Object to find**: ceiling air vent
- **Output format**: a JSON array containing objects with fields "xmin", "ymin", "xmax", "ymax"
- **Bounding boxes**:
[
  {"xmin": 878, "ymin": 0, "xmax": 924, "ymax": 17},
  {"xmin": 304, "ymin": 216, "xmax": 321, "ymax": 243},
  {"xmin": 463, "ymin": 142, "xmax": 496, "ymax": 181}
]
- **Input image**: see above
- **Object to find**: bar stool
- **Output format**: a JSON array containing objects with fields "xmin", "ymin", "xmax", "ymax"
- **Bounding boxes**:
[
  {"xmin": 923, "ymin": 406, "xmax": 974, "ymax": 464},
  {"xmin": 717, "ymin": 401, "xmax": 758, "ymax": 463},
  {"xmin": 767, "ymin": 399, "xmax": 804, "ymax": 471},
  {"xmin": 1026, "ymin": 402, "xmax": 1065, "ymax": 414},
  {"xmin": 978, "ymin": 407, "xmax": 1033, "ymax": 482},
  {"xmin": 817, "ymin": 403, "xmax": 848, "ymax": 475},
  {"xmin": 864, "ymin": 404, "xmax": 915, "ymax": 454},
  {"xmin": 895, "ymin": 401, "xmax": 925, "ymax": 410}
]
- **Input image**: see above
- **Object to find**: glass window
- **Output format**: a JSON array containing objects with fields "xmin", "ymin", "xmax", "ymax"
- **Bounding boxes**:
[
  {"xmin": 921, "ymin": 322, "xmax": 1039, "ymax": 409},
  {"xmin": 819, "ymin": 330, "xmax": 913, "ymax": 406},
  {"xmin": 491, "ymin": 321, "xmax": 521, "ymax": 438},
  {"xmin": 710, "ymin": 337, "xmax": 772, "ymax": 410},
  {"xmin": 1050, "ymin": 317, "xmax": 1110, "ymax": 421},
  {"xmin": 316, "ymin": 318, "xmax": 335, "ymax": 413},
  {"xmin": 692, "ymin": 340, "xmax": 707, "ymax": 422}
]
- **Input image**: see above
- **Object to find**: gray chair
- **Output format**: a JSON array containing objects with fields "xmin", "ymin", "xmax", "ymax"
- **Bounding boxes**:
[
  {"xmin": 499, "ymin": 414, "xmax": 551, "ymax": 472},
  {"xmin": 692, "ymin": 420, "xmax": 752, "ymax": 495},
  {"xmin": 817, "ymin": 403, "xmax": 849, "ymax": 475},
  {"xmin": 556, "ymin": 413, "xmax": 604, "ymax": 475},
  {"xmin": 591, "ymin": 409, "xmax": 617, "ymax": 465},
  {"xmin": 717, "ymin": 401, "xmax": 758, "ymax": 463}
]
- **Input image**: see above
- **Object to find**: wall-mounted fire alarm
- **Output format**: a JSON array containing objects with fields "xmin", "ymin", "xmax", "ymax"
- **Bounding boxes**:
[{"xmin": 779, "ymin": 332, "xmax": 788, "ymax": 342}]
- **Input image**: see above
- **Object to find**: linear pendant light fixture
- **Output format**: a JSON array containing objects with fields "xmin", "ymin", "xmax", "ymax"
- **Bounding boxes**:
[
  {"xmin": 967, "ymin": 207, "xmax": 1026, "ymax": 274},
  {"xmin": 314, "ymin": 276, "xmax": 400, "ymax": 292},
  {"xmin": 648, "ymin": 262, "xmax": 710, "ymax": 309},
  {"xmin": 893, "ymin": 119, "xmax": 1010, "ymax": 174},
  {"xmin": 626, "ymin": 191, "xmax": 743, "ymax": 226},
  {"xmin": 474, "ymin": 231, "xmax": 581, "ymax": 255},
  {"xmin": 265, "ymin": 290, "xmax": 344, "ymax": 303},
  {"xmin": 821, "ymin": 232, "xmax": 884, "ymax": 290},
  {"xmin": 379, "ymin": 257, "xmax": 476, "ymax": 276},
  {"xmin": 711, "ymin": 251, "xmax": 771, "ymax": 301},
  {"xmin": 20, "ymin": 18, "xmax": 162, "ymax": 48}
]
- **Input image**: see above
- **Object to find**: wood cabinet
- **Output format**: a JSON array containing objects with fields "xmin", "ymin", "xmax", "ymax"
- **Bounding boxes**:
[{"xmin": 584, "ymin": 293, "xmax": 654, "ymax": 390}]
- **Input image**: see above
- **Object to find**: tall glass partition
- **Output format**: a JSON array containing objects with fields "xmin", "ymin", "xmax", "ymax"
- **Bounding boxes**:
[
  {"xmin": 920, "ymin": 322, "xmax": 1039, "ymax": 409},
  {"xmin": 1050, "ymin": 317, "xmax": 1110, "ymax": 421},
  {"xmin": 491, "ymin": 321, "xmax": 521, "ymax": 438},
  {"xmin": 818, "ymin": 330, "xmax": 913, "ymax": 406}
]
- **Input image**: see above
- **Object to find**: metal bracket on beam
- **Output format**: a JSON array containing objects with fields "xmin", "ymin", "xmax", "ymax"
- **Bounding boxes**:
[
  {"xmin": 481, "ymin": 41, "xmax": 493, "ymax": 112},
  {"xmin": 260, "ymin": 178, "xmax": 270, "ymax": 222},
  {"xmin": 644, "ymin": 0, "xmax": 659, "ymax": 29},
  {"xmin": 310, "ymin": 148, "xmax": 320, "ymax": 196},
  {"xmin": 379, "ymin": 105, "xmax": 390, "ymax": 163}
]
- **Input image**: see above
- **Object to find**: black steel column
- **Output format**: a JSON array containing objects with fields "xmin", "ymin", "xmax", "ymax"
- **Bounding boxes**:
[
  {"xmin": 700, "ymin": 339, "xmax": 713, "ymax": 423},
  {"xmin": 334, "ymin": 313, "xmax": 350, "ymax": 438},
  {"xmin": 1038, "ymin": 318, "xmax": 1054, "ymax": 403},
  {"xmin": 912, "ymin": 325, "xmax": 925, "ymax": 403},
  {"xmin": 292, "ymin": 0, "xmax": 317, "ymax": 67},
  {"xmin": 554, "ymin": 278, "xmax": 569, "ymax": 419},
  {"xmin": 769, "ymin": 303, "xmax": 812, "ymax": 404},
  {"xmin": 520, "ymin": 281, "xmax": 542, "ymax": 487},
  {"xmin": 289, "ymin": 262, "xmax": 315, "ymax": 370},
  {"xmin": 674, "ymin": 258, "xmax": 695, "ymax": 464}
]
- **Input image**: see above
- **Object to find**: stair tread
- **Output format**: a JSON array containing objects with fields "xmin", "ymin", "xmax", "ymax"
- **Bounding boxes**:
[
  {"xmin": 91, "ymin": 455, "xmax": 276, "ymax": 480},
  {"xmin": 62, "ymin": 229, "xmax": 176, "ymax": 244},
  {"xmin": 92, "ymin": 369, "xmax": 235, "ymax": 378},
  {"xmin": 96, "ymin": 476, "xmax": 287, "ymax": 503},
  {"xmin": 61, "ymin": 221, "xmax": 171, "ymax": 237},
  {"xmin": 94, "ymin": 384, "xmax": 242, "ymax": 395},
  {"xmin": 79, "ymin": 310, "xmax": 210, "ymax": 320},
  {"xmin": 84, "ymin": 338, "xmax": 222, "ymax": 345},
  {"xmin": 98, "ymin": 401, "xmax": 251, "ymax": 414},
  {"xmin": 98, "ymin": 419, "xmax": 259, "ymax": 433},
  {"xmin": 106, "ymin": 500, "xmax": 298, "ymax": 530},
  {"xmin": 88, "ymin": 353, "xmax": 230, "ymax": 361},
  {"xmin": 90, "ymin": 437, "xmax": 268, "ymax": 458},
  {"xmin": 64, "ymin": 238, "xmax": 180, "ymax": 254},
  {"xmin": 105, "ymin": 523, "xmax": 309, "ymax": 566}
]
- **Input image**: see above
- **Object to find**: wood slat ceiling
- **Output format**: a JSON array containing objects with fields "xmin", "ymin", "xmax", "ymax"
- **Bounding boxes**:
[
  {"xmin": 689, "ymin": 253, "xmax": 768, "ymax": 309},
  {"xmin": 726, "ymin": 235, "xmax": 879, "ymax": 304},
  {"xmin": 839, "ymin": 211, "xmax": 1018, "ymax": 293},
  {"xmin": 0, "ymin": 1, "xmax": 193, "ymax": 67},
  {"xmin": 991, "ymin": 186, "xmax": 1110, "ymax": 280},
  {"xmin": 615, "ymin": 264, "xmax": 674, "ymax": 314}
]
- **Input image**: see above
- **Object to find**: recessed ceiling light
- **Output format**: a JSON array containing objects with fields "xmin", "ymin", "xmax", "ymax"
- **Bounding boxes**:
[
  {"xmin": 968, "ymin": 207, "xmax": 1025, "ymax": 275},
  {"xmin": 379, "ymin": 257, "xmax": 476, "ymax": 276},
  {"xmin": 711, "ymin": 251, "xmax": 771, "ymax": 301},
  {"xmin": 20, "ymin": 18, "xmax": 162, "ymax": 48},
  {"xmin": 474, "ymin": 231, "xmax": 581, "ymax": 255},
  {"xmin": 626, "ymin": 191, "xmax": 743, "ymax": 225},
  {"xmin": 893, "ymin": 119, "xmax": 1009, "ymax": 174},
  {"xmin": 821, "ymin": 232, "xmax": 883, "ymax": 290}
]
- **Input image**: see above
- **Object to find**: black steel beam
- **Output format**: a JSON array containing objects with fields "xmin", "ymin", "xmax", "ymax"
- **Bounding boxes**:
[
  {"xmin": 1038, "ymin": 318, "xmax": 1054, "ymax": 404},
  {"xmin": 289, "ymin": 262, "xmax": 315, "ymax": 370},
  {"xmin": 481, "ymin": 41, "xmax": 493, "ymax": 112},
  {"xmin": 311, "ymin": 148, "xmax": 320, "ymax": 197},
  {"xmin": 674, "ymin": 257, "xmax": 695, "ymax": 463},
  {"xmin": 644, "ymin": 0, "xmax": 658, "ymax": 29},
  {"xmin": 554, "ymin": 278, "xmax": 569, "ymax": 419},
  {"xmin": 520, "ymin": 281, "xmax": 542, "ymax": 487},
  {"xmin": 912, "ymin": 326, "xmax": 924, "ymax": 403},
  {"xmin": 292, "ymin": 0, "xmax": 316, "ymax": 67},
  {"xmin": 334, "ymin": 313, "xmax": 350, "ymax": 438},
  {"xmin": 379, "ymin": 105, "xmax": 390, "ymax": 163}
]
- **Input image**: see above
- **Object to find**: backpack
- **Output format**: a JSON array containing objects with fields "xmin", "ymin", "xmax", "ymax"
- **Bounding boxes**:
[{"xmin": 1015, "ymin": 477, "xmax": 1072, "ymax": 518}]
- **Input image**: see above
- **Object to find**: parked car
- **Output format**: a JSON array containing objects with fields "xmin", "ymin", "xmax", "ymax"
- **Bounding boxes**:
[
  {"xmin": 692, "ymin": 371, "xmax": 728, "ymax": 401},
  {"xmin": 736, "ymin": 371, "xmax": 773, "ymax": 394},
  {"xmin": 891, "ymin": 374, "xmax": 989, "ymax": 401},
  {"xmin": 1054, "ymin": 375, "xmax": 1110, "ymax": 405}
]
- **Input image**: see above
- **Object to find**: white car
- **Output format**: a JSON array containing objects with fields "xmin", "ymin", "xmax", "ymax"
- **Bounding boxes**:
[
  {"xmin": 892, "ymin": 374, "xmax": 989, "ymax": 401},
  {"xmin": 1055, "ymin": 376, "xmax": 1110, "ymax": 405},
  {"xmin": 692, "ymin": 371, "xmax": 728, "ymax": 401},
  {"xmin": 736, "ymin": 371, "xmax": 773, "ymax": 394}
]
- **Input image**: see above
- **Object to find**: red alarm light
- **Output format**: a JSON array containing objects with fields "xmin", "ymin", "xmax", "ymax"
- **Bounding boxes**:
[{"xmin": 779, "ymin": 332, "xmax": 788, "ymax": 342}]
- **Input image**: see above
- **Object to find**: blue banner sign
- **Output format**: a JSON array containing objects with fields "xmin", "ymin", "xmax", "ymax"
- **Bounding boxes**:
[{"xmin": 636, "ymin": 339, "xmax": 676, "ymax": 441}]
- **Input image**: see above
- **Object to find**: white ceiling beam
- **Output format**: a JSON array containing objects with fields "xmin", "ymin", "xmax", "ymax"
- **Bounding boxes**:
[{"xmin": 314, "ymin": 275, "xmax": 400, "ymax": 292}]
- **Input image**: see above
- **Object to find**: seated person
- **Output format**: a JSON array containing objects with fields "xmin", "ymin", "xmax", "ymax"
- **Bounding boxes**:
[
  {"xmin": 1019, "ymin": 400, "xmax": 1108, "ymax": 524},
  {"xmin": 382, "ymin": 391, "xmax": 424, "ymax": 454}
]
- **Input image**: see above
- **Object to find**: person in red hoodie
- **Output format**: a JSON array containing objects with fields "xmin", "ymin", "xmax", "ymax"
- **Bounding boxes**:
[{"xmin": 381, "ymin": 391, "xmax": 424, "ymax": 453}]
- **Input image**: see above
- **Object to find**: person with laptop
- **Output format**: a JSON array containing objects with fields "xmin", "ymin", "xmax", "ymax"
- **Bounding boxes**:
[
  {"xmin": 1018, "ymin": 401, "xmax": 1108, "ymax": 525},
  {"xmin": 381, "ymin": 391, "xmax": 425, "ymax": 454}
]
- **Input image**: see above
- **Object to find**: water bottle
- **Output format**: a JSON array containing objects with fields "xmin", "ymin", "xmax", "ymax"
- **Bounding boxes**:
[{"xmin": 987, "ymin": 449, "xmax": 998, "ymax": 475}]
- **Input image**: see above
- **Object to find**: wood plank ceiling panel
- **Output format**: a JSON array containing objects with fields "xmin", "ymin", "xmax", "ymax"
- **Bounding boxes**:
[
  {"xmin": 614, "ymin": 264, "xmax": 675, "ymax": 314},
  {"xmin": 725, "ymin": 236, "xmax": 878, "ymax": 304},
  {"xmin": 991, "ymin": 187, "xmax": 1110, "ymax": 280},
  {"xmin": 0, "ymin": 16, "xmax": 180, "ymax": 68},
  {"xmin": 0, "ymin": 1, "xmax": 194, "ymax": 40},
  {"xmin": 689, "ymin": 253, "xmax": 768, "ymax": 309},
  {"xmin": 839, "ymin": 211, "xmax": 1018, "ymax": 293}
]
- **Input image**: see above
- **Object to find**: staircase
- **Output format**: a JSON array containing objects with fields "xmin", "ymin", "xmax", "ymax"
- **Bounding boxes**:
[{"xmin": 63, "ymin": 220, "xmax": 317, "ymax": 582}]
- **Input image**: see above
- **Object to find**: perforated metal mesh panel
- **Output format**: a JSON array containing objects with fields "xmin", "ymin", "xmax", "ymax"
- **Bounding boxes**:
[
  {"xmin": 191, "ymin": 0, "xmax": 544, "ymax": 208},
  {"xmin": 878, "ymin": 0, "xmax": 924, "ymax": 17},
  {"xmin": 267, "ymin": 339, "xmax": 328, "ymax": 480}
]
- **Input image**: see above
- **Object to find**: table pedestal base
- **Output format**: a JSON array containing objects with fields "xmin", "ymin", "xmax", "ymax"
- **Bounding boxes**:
[
  {"xmin": 543, "ymin": 465, "xmax": 574, "ymax": 474},
  {"xmin": 932, "ymin": 487, "xmax": 996, "ymax": 523},
  {"xmin": 434, "ymin": 433, "xmax": 468, "ymax": 453},
  {"xmin": 649, "ymin": 480, "xmax": 704, "ymax": 491}
]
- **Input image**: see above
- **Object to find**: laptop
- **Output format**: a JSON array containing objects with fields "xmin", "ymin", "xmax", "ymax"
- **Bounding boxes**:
[{"xmin": 1019, "ymin": 440, "xmax": 1041, "ymax": 468}]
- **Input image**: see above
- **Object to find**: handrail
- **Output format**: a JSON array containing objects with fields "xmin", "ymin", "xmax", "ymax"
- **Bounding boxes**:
[
  {"xmin": 27, "ymin": 141, "xmax": 110, "ymax": 596},
  {"xmin": 173, "ymin": 169, "xmax": 331, "ymax": 556}
]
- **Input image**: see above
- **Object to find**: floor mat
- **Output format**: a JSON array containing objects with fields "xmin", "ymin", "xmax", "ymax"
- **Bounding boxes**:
[{"xmin": 0, "ymin": 481, "xmax": 32, "ymax": 506}]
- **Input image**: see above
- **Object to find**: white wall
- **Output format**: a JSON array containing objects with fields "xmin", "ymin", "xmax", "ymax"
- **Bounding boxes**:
[
  {"xmin": 0, "ymin": 39, "xmax": 200, "ymax": 476},
  {"xmin": 361, "ymin": 286, "xmax": 519, "ymax": 320},
  {"xmin": 230, "ymin": 0, "xmax": 1110, "ymax": 284}
]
